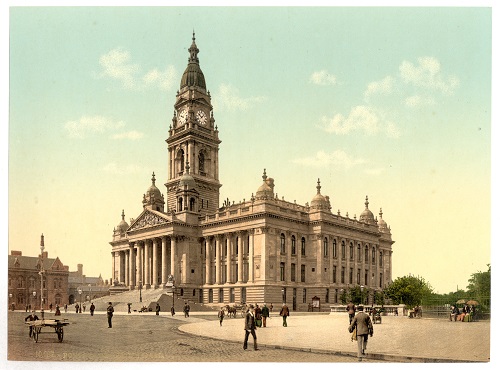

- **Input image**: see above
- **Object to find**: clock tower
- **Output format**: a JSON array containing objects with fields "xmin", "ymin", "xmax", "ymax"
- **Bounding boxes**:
[{"xmin": 166, "ymin": 33, "xmax": 221, "ymax": 216}]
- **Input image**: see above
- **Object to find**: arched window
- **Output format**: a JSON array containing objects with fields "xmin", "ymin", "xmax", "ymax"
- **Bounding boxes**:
[
  {"xmin": 372, "ymin": 247, "xmax": 376, "ymax": 264},
  {"xmin": 323, "ymin": 238, "xmax": 328, "ymax": 257},
  {"xmin": 189, "ymin": 197, "xmax": 195, "ymax": 211},
  {"xmin": 341, "ymin": 241, "xmax": 346, "ymax": 260},
  {"xmin": 280, "ymin": 233, "xmax": 286, "ymax": 254},
  {"xmin": 333, "ymin": 239, "xmax": 337, "ymax": 258},
  {"xmin": 178, "ymin": 197, "xmax": 183, "ymax": 211},
  {"xmin": 198, "ymin": 151, "xmax": 205, "ymax": 173},
  {"xmin": 177, "ymin": 149, "xmax": 185, "ymax": 173},
  {"xmin": 379, "ymin": 251, "xmax": 383, "ymax": 267},
  {"xmin": 365, "ymin": 245, "xmax": 369, "ymax": 262},
  {"xmin": 349, "ymin": 242, "xmax": 354, "ymax": 260},
  {"xmin": 301, "ymin": 237, "xmax": 306, "ymax": 256},
  {"xmin": 291, "ymin": 235, "xmax": 296, "ymax": 255},
  {"xmin": 357, "ymin": 243, "xmax": 362, "ymax": 261}
]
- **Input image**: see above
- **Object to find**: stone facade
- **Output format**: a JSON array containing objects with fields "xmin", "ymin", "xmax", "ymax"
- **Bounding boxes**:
[
  {"xmin": 110, "ymin": 34, "xmax": 394, "ymax": 310},
  {"xmin": 7, "ymin": 249, "xmax": 69, "ymax": 310}
]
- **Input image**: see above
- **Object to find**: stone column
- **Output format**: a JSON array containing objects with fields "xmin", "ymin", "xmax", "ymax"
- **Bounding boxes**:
[
  {"xmin": 152, "ymin": 238, "xmax": 158, "ymax": 288},
  {"xmin": 286, "ymin": 232, "xmax": 292, "ymax": 283},
  {"xmin": 125, "ymin": 250, "xmax": 129, "ymax": 286},
  {"xmin": 215, "ymin": 235, "xmax": 221, "ymax": 284},
  {"xmin": 205, "ymin": 238, "xmax": 211, "ymax": 285},
  {"xmin": 316, "ymin": 235, "xmax": 323, "ymax": 284},
  {"xmin": 249, "ymin": 230, "xmax": 254, "ymax": 282},
  {"xmin": 136, "ymin": 243, "xmax": 143, "ymax": 288},
  {"xmin": 112, "ymin": 251, "xmax": 116, "ymax": 283},
  {"xmin": 237, "ymin": 233, "xmax": 243, "ymax": 283},
  {"xmin": 170, "ymin": 237, "xmax": 177, "ymax": 278},
  {"xmin": 227, "ymin": 235, "xmax": 233, "ymax": 283},
  {"xmin": 144, "ymin": 240, "xmax": 151, "ymax": 288},
  {"xmin": 161, "ymin": 236, "xmax": 167, "ymax": 286},
  {"xmin": 297, "ymin": 236, "xmax": 302, "ymax": 283},
  {"xmin": 129, "ymin": 244, "xmax": 135, "ymax": 288}
]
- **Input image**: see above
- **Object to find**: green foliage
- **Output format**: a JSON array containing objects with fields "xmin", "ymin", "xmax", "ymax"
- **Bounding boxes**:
[
  {"xmin": 384, "ymin": 275, "xmax": 433, "ymax": 308},
  {"xmin": 347, "ymin": 285, "xmax": 369, "ymax": 305},
  {"xmin": 373, "ymin": 290, "xmax": 386, "ymax": 306}
]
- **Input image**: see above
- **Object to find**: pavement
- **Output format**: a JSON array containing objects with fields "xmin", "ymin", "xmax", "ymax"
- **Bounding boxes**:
[{"xmin": 176, "ymin": 311, "xmax": 490, "ymax": 363}]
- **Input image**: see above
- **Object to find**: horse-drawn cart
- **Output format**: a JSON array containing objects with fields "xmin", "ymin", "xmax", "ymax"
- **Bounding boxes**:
[{"xmin": 26, "ymin": 319, "xmax": 70, "ymax": 343}]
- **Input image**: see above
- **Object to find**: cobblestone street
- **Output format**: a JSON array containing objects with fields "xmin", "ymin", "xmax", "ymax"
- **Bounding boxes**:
[{"xmin": 7, "ymin": 311, "xmax": 375, "ymax": 363}]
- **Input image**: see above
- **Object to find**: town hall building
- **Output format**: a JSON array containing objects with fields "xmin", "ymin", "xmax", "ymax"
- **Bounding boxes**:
[{"xmin": 109, "ymin": 34, "xmax": 394, "ymax": 310}]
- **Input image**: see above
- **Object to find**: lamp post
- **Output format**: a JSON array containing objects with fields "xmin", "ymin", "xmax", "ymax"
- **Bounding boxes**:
[
  {"xmin": 139, "ymin": 281, "xmax": 142, "ymax": 303},
  {"xmin": 281, "ymin": 288, "xmax": 285, "ymax": 305},
  {"xmin": 9, "ymin": 293, "xmax": 13, "ymax": 311},
  {"xmin": 33, "ymin": 291, "xmax": 36, "ymax": 310},
  {"xmin": 88, "ymin": 284, "xmax": 92, "ymax": 302},
  {"xmin": 39, "ymin": 234, "xmax": 45, "ymax": 312},
  {"xmin": 360, "ymin": 285, "xmax": 365, "ymax": 306},
  {"xmin": 78, "ymin": 287, "xmax": 82, "ymax": 313}
]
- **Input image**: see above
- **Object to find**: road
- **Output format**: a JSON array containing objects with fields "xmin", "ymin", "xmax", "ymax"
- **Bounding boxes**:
[{"xmin": 7, "ymin": 311, "xmax": 380, "ymax": 363}]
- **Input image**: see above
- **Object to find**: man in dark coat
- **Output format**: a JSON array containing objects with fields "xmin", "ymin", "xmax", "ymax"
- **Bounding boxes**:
[
  {"xmin": 155, "ymin": 303, "xmax": 160, "ymax": 316},
  {"xmin": 183, "ymin": 302, "xmax": 190, "ymax": 318},
  {"xmin": 346, "ymin": 301, "xmax": 356, "ymax": 324},
  {"xmin": 349, "ymin": 305, "xmax": 374, "ymax": 361},
  {"xmin": 90, "ymin": 302, "xmax": 95, "ymax": 316},
  {"xmin": 107, "ymin": 302, "xmax": 114, "ymax": 328},
  {"xmin": 279, "ymin": 303, "xmax": 290, "ymax": 327},
  {"xmin": 261, "ymin": 303, "xmax": 270, "ymax": 327},
  {"xmin": 243, "ymin": 304, "xmax": 258, "ymax": 350},
  {"xmin": 25, "ymin": 310, "xmax": 39, "ymax": 337}
]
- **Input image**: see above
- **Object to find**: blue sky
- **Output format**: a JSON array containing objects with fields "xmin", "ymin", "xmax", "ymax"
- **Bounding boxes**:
[{"xmin": 4, "ymin": 2, "xmax": 495, "ymax": 295}]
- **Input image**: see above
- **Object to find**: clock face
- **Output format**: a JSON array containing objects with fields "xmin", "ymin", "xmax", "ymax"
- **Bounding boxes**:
[
  {"xmin": 177, "ymin": 109, "xmax": 187, "ymax": 126},
  {"xmin": 196, "ymin": 110, "xmax": 207, "ymax": 126}
]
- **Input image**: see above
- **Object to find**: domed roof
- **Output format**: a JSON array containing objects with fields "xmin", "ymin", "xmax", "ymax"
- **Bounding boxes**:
[
  {"xmin": 310, "ymin": 179, "xmax": 329, "ymax": 210},
  {"xmin": 359, "ymin": 196, "xmax": 375, "ymax": 223},
  {"xmin": 178, "ymin": 162, "xmax": 197, "ymax": 190},
  {"xmin": 116, "ymin": 210, "xmax": 129, "ymax": 233},
  {"xmin": 180, "ymin": 33, "xmax": 206, "ymax": 91},
  {"xmin": 378, "ymin": 208, "xmax": 390, "ymax": 233},
  {"xmin": 255, "ymin": 169, "xmax": 274, "ymax": 199},
  {"xmin": 145, "ymin": 172, "xmax": 162, "ymax": 200}
]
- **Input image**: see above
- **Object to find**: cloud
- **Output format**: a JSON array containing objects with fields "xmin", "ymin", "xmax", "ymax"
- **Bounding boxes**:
[
  {"xmin": 111, "ymin": 131, "xmax": 144, "ymax": 140},
  {"xmin": 102, "ymin": 163, "xmax": 147, "ymax": 175},
  {"xmin": 213, "ymin": 83, "xmax": 266, "ymax": 111},
  {"xmin": 293, "ymin": 150, "xmax": 366, "ymax": 169},
  {"xmin": 98, "ymin": 48, "xmax": 177, "ymax": 91},
  {"xmin": 364, "ymin": 76, "xmax": 394, "ymax": 99},
  {"xmin": 309, "ymin": 70, "xmax": 338, "ymax": 86},
  {"xmin": 64, "ymin": 116, "xmax": 125, "ymax": 139},
  {"xmin": 404, "ymin": 95, "xmax": 435, "ymax": 107},
  {"xmin": 399, "ymin": 57, "xmax": 459, "ymax": 94},
  {"xmin": 364, "ymin": 168, "xmax": 385, "ymax": 176}
]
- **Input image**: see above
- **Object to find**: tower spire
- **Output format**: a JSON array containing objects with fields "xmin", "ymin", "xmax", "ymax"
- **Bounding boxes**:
[{"xmin": 189, "ymin": 30, "xmax": 199, "ymax": 64}]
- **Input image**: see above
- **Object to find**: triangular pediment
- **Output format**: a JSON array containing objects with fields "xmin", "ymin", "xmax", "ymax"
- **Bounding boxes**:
[
  {"xmin": 49, "ymin": 257, "xmax": 65, "ymax": 271},
  {"xmin": 128, "ymin": 209, "xmax": 171, "ymax": 232}
]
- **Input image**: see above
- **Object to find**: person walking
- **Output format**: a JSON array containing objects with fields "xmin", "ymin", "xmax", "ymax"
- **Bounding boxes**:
[
  {"xmin": 254, "ymin": 304, "xmax": 262, "ymax": 328},
  {"xmin": 25, "ymin": 310, "xmax": 39, "ymax": 338},
  {"xmin": 279, "ymin": 303, "xmax": 290, "ymax": 327},
  {"xmin": 75, "ymin": 303, "xmax": 79, "ymax": 314},
  {"xmin": 54, "ymin": 304, "xmax": 61, "ymax": 316},
  {"xmin": 346, "ymin": 301, "xmax": 356, "ymax": 324},
  {"xmin": 349, "ymin": 305, "xmax": 374, "ymax": 361},
  {"xmin": 64, "ymin": 304, "xmax": 67, "ymax": 313},
  {"xmin": 106, "ymin": 302, "xmax": 114, "ymax": 328},
  {"xmin": 183, "ymin": 302, "xmax": 190, "ymax": 318},
  {"xmin": 261, "ymin": 303, "xmax": 270, "ymax": 327},
  {"xmin": 243, "ymin": 304, "xmax": 258, "ymax": 351},
  {"xmin": 90, "ymin": 302, "xmax": 95, "ymax": 316},
  {"xmin": 218, "ymin": 307, "xmax": 225, "ymax": 326},
  {"xmin": 155, "ymin": 303, "xmax": 161, "ymax": 316},
  {"xmin": 171, "ymin": 305, "xmax": 176, "ymax": 316}
]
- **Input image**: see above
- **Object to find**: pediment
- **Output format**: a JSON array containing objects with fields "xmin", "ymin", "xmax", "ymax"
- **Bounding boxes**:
[
  {"xmin": 50, "ymin": 257, "xmax": 65, "ymax": 271},
  {"xmin": 128, "ymin": 210, "xmax": 170, "ymax": 232}
]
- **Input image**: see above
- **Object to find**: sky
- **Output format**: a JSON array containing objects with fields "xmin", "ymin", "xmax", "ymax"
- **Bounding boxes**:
[{"xmin": 3, "ymin": 2, "xmax": 495, "ymax": 297}]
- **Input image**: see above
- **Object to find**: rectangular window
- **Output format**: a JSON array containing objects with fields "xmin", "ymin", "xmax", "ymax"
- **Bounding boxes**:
[
  {"xmin": 219, "ymin": 288, "xmax": 224, "ymax": 303},
  {"xmin": 209, "ymin": 289, "xmax": 213, "ymax": 303},
  {"xmin": 380, "ymin": 273, "xmax": 383, "ymax": 288},
  {"xmin": 302, "ymin": 288, "xmax": 307, "ymax": 304},
  {"xmin": 291, "ymin": 263, "xmax": 296, "ymax": 282},
  {"xmin": 326, "ymin": 288, "xmax": 330, "ymax": 303},
  {"xmin": 333, "ymin": 241, "xmax": 337, "ymax": 258},
  {"xmin": 301, "ymin": 238, "xmax": 306, "ymax": 256},
  {"xmin": 349, "ymin": 268, "xmax": 353, "ymax": 284},
  {"xmin": 292, "ymin": 237, "xmax": 296, "ymax": 255},
  {"xmin": 230, "ymin": 288, "xmax": 235, "ymax": 303},
  {"xmin": 323, "ymin": 239, "xmax": 328, "ymax": 257},
  {"xmin": 280, "ymin": 262, "xmax": 285, "ymax": 281},
  {"xmin": 357, "ymin": 269, "xmax": 361, "ymax": 285},
  {"xmin": 379, "ymin": 251, "xmax": 383, "ymax": 267},
  {"xmin": 333, "ymin": 265, "xmax": 337, "ymax": 283},
  {"xmin": 301, "ymin": 265, "xmax": 306, "ymax": 282},
  {"xmin": 365, "ymin": 270, "xmax": 368, "ymax": 286},
  {"xmin": 341, "ymin": 267, "xmax": 345, "ymax": 284}
]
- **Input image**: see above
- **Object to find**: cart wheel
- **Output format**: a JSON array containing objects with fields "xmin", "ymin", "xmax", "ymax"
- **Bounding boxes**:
[
  {"xmin": 57, "ymin": 327, "xmax": 64, "ymax": 342},
  {"xmin": 34, "ymin": 328, "xmax": 39, "ymax": 343}
]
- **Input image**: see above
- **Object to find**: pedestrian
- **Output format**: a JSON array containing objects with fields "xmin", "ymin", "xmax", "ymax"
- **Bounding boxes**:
[
  {"xmin": 261, "ymin": 303, "xmax": 270, "ymax": 327},
  {"xmin": 127, "ymin": 303, "xmax": 131, "ymax": 314},
  {"xmin": 346, "ymin": 301, "xmax": 356, "ymax": 324},
  {"xmin": 279, "ymin": 303, "xmax": 290, "ymax": 327},
  {"xmin": 107, "ymin": 302, "xmax": 114, "ymax": 328},
  {"xmin": 254, "ymin": 304, "xmax": 262, "ymax": 327},
  {"xmin": 269, "ymin": 303, "xmax": 273, "ymax": 313},
  {"xmin": 156, "ymin": 303, "xmax": 160, "ymax": 316},
  {"xmin": 218, "ymin": 306, "xmax": 225, "ymax": 326},
  {"xmin": 171, "ymin": 305, "xmax": 175, "ymax": 316},
  {"xmin": 49, "ymin": 303, "xmax": 53, "ymax": 312},
  {"xmin": 25, "ymin": 305, "xmax": 28, "ymax": 313},
  {"xmin": 90, "ymin": 302, "xmax": 95, "ymax": 316},
  {"xmin": 25, "ymin": 310, "xmax": 39, "ymax": 337},
  {"xmin": 54, "ymin": 304, "xmax": 61, "ymax": 316},
  {"xmin": 243, "ymin": 304, "xmax": 258, "ymax": 351},
  {"xmin": 75, "ymin": 303, "xmax": 79, "ymax": 314},
  {"xmin": 64, "ymin": 304, "xmax": 67, "ymax": 313},
  {"xmin": 183, "ymin": 302, "xmax": 190, "ymax": 318},
  {"xmin": 349, "ymin": 305, "xmax": 374, "ymax": 361},
  {"xmin": 83, "ymin": 303, "xmax": 86, "ymax": 313}
]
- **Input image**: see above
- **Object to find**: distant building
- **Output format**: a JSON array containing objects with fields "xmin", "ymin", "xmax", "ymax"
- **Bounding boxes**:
[
  {"xmin": 68, "ymin": 264, "xmax": 109, "ymax": 304},
  {"xmin": 109, "ymin": 34, "xmax": 395, "ymax": 310},
  {"xmin": 7, "ymin": 250, "xmax": 69, "ymax": 310}
]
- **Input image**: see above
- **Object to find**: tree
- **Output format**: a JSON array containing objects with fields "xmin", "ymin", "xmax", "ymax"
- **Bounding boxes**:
[
  {"xmin": 348, "ymin": 285, "xmax": 369, "ymax": 305},
  {"xmin": 384, "ymin": 275, "xmax": 433, "ymax": 308},
  {"xmin": 467, "ymin": 264, "xmax": 490, "ymax": 308}
]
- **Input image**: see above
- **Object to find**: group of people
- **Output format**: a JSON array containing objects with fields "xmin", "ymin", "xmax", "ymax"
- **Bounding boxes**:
[{"xmin": 450, "ymin": 304, "xmax": 475, "ymax": 322}]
